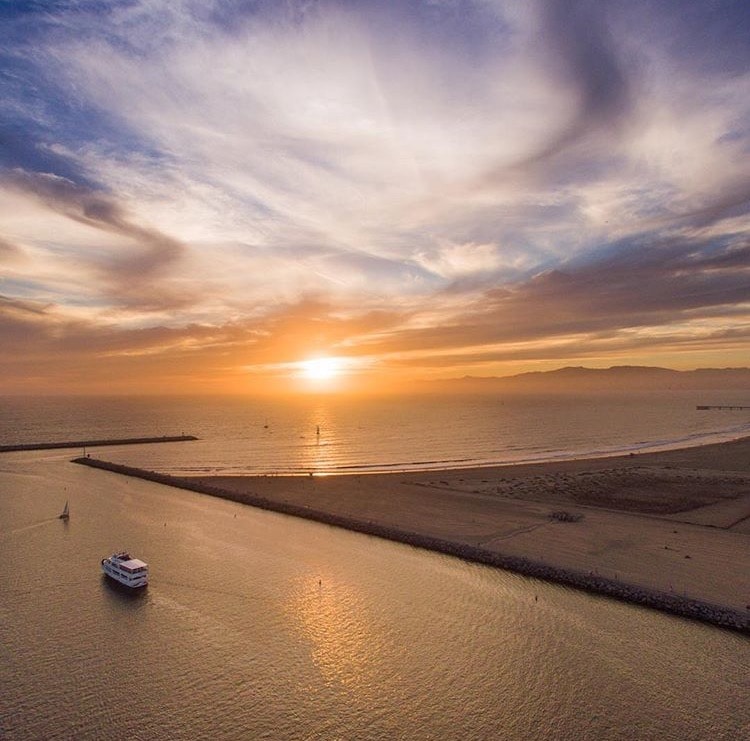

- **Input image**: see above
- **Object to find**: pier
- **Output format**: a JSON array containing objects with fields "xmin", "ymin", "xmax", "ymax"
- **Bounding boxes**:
[
  {"xmin": 696, "ymin": 405, "xmax": 750, "ymax": 411},
  {"xmin": 0, "ymin": 435, "xmax": 198, "ymax": 453}
]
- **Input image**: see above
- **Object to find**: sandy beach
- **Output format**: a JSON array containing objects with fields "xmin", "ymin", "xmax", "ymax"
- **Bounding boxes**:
[{"xmin": 77, "ymin": 435, "xmax": 750, "ymax": 629}]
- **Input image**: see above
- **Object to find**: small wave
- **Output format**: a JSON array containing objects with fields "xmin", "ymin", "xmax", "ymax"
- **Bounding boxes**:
[
  {"xmin": 258, "ymin": 426, "xmax": 748, "ymax": 476},
  {"xmin": 105, "ymin": 408, "xmax": 750, "ymax": 478}
]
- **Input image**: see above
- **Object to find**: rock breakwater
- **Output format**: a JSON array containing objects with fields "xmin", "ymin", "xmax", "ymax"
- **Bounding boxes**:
[
  {"xmin": 2, "ymin": 435, "xmax": 198, "ymax": 453},
  {"xmin": 72, "ymin": 456, "xmax": 749, "ymax": 634}
]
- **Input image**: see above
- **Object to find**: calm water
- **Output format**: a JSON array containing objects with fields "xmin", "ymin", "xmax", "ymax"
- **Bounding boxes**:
[
  {"xmin": 1, "ymin": 391, "xmax": 749, "ymax": 475},
  {"xmin": 1, "ymin": 394, "xmax": 750, "ymax": 739}
]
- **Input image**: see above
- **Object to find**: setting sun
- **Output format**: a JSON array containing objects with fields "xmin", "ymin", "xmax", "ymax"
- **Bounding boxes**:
[{"xmin": 298, "ymin": 357, "xmax": 344, "ymax": 381}]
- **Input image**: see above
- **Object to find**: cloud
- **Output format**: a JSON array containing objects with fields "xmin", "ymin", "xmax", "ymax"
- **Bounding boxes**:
[
  {"xmin": 0, "ymin": 290, "xmax": 408, "ymax": 393},
  {"xmin": 1, "ymin": 168, "xmax": 188, "ymax": 309},
  {"xmin": 0, "ymin": 236, "xmax": 24, "ymax": 263},
  {"xmin": 0, "ymin": 124, "xmax": 99, "ymax": 189},
  {"xmin": 413, "ymin": 241, "xmax": 503, "ymax": 280},
  {"xmin": 523, "ymin": 0, "xmax": 633, "ymax": 164},
  {"xmin": 344, "ymin": 230, "xmax": 750, "ymax": 364},
  {"xmin": 0, "ymin": 0, "xmax": 749, "ymax": 389}
]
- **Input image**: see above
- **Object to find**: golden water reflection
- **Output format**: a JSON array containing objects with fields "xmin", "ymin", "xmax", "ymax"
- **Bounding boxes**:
[
  {"xmin": 298, "ymin": 402, "xmax": 341, "ymax": 474},
  {"xmin": 286, "ymin": 571, "xmax": 384, "ymax": 696}
]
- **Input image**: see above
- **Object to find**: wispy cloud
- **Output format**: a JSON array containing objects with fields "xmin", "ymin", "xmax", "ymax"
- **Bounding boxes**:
[
  {"xmin": 1, "ymin": 0, "xmax": 749, "ymax": 391},
  {"xmin": 2, "ymin": 168, "xmax": 188, "ymax": 310}
]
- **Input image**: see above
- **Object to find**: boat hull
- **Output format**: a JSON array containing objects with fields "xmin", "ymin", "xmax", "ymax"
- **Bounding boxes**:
[{"xmin": 101, "ymin": 574, "xmax": 148, "ymax": 597}]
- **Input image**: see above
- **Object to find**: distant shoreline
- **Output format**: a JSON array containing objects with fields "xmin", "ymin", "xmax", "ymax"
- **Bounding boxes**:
[
  {"xmin": 72, "ymin": 435, "xmax": 750, "ymax": 634},
  {"xmin": 0, "ymin": 435, "xmax": 198, "ymax": 453}
]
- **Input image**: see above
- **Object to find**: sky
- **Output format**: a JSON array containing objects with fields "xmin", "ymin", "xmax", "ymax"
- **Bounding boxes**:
[{"xmin": 1, "ymin": 0, "xmax": 749, "ymax": 395}]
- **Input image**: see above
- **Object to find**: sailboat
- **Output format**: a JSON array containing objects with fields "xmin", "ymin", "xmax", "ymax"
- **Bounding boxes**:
[{"xmin": 59, "ymin": 500, "xmax": 69, "ymax": 520}]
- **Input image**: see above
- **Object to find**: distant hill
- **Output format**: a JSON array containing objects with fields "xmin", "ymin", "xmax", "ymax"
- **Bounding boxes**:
[{"xmin": 428, "ymin": 366, "xmax": 750, "ymax": 393}]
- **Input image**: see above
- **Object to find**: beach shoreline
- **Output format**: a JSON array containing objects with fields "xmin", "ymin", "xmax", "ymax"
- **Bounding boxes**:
[{"xmin": 72, "ymin": 435, "xmax": 750, "ymax": 632}]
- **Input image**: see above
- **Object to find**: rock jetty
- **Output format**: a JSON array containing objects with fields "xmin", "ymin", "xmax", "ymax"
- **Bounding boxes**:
[
  {"xmin": 1, "ymin": 435, "xmax": 198, "ymax": 453},
  {"xmin": 72, "ymin": 455, "xmax": 749, "ymax": 634}
]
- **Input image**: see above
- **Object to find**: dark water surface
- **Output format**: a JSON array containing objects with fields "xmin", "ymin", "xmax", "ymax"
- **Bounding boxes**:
[{"xmin": 1, "ymin": 449, "xmax": 749, "ymax": 740}]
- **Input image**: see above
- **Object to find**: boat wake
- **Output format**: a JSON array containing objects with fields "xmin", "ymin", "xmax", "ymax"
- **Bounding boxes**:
[{"xmin": 0, "ymin": 517, "xmax": 62, "ymax": 539}]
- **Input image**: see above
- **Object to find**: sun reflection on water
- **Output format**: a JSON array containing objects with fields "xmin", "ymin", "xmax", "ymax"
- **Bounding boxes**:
[
  {"xmin": 286, "ymin": 573, "xmax": 381, "ymax": 694},
  {"xmin": 297, "ymin": 402, "xmax": 341, "ymax": 474}
]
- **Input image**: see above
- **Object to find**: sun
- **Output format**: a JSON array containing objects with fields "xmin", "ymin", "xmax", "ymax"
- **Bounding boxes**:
[{"xmin": 298, "ymin": 357, "xmax": 343, "ymax": 381}]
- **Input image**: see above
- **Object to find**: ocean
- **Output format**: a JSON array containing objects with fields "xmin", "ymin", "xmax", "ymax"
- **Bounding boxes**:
[
  {"xmin": 2, "ymin": 390, "xmax": 749, "ymax": 475},
  {"xmin": 1, "ymin": 392, "xmax": 749, "ymax": 739}
]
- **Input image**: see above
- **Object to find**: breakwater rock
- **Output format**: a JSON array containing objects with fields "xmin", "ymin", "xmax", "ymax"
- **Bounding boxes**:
[
  {"xmin": 2, "ymin": 435, "xmax": 198, "ymax": 453},
  {"xmin": 72, "ymin": 456, "xmax": 749, "ymax": 634}
]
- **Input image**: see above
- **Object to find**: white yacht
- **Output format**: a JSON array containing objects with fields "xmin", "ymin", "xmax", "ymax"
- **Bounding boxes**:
[{"xmin": 101, "ymin": 552, "xmax": 149, "ymax": 588}]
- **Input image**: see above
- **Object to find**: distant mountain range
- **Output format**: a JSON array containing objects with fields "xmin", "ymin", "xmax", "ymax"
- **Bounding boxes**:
[{"xmin": 431, "ymin": 366, "xmax": 750, "ymax": 392}]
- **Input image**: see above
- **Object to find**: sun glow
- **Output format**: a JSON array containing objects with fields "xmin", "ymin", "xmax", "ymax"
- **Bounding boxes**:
[{"xmin": 298, "ymin": 357, "xmax": 344, "ymax": 381}]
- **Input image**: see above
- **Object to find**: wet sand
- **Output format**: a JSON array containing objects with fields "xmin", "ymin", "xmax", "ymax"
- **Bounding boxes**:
[{"xmin": 76, "ymin": 436, "xmax": 750, "ymax": 630}]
